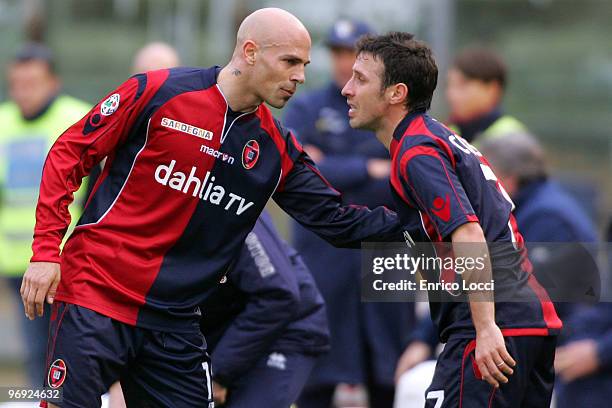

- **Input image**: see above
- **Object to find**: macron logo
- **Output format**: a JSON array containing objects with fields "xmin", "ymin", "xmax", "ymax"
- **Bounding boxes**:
[
  {"xmin": 154, "ymin": 160, "xmax": 254, "ymax": 215},
  {"xmin": 431, "ymin": 194, "xmax": 451, "ymax": 222}
]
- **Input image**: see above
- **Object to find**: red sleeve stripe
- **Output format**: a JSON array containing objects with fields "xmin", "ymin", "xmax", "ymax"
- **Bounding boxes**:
[
  {"xmin": 256, "ymin": 108, "xmax": 296, "ymax": 190},
  {"xmin": 303, "ymin": 161, "xmax": 341, "ymax": 195},
  {"xmin": 399, "ymin": 146, "xmax": 474, "ymax": 221},
  {"xmin": 405, "ymin": 116, "xmax": 456, "ymax": 168}
]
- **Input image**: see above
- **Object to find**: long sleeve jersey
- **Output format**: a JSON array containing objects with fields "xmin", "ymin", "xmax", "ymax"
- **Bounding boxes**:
[
  {"xmin": 31, "ymin": 67, "xmax": 403, "ymax": 332},
  {"xmin": 389, "ymin": 111, "xmax": 562, "ymax": 342}
]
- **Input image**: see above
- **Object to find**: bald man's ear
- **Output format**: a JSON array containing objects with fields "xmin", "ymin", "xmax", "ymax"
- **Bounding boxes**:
[
  {"xmin": 388, "ymin": 83, "xmax": 409, "ymax": 106},
  {"xmin": 243, "ymin": 40, "xmax": 258, "ymax": 65}
]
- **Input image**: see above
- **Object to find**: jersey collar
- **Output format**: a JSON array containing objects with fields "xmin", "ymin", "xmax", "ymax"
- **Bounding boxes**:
[{"xmin": 390, "ymin": 109, "xmax": 427, "ymax": 157}]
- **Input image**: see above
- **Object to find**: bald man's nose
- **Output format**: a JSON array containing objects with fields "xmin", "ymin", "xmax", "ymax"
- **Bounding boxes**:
[{"xmin": 291, "ymin": 68, "xmax": 305, "ymax": 84}]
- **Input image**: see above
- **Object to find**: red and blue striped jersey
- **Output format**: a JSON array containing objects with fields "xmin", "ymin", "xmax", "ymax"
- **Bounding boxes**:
[
  {"xmin": 389, "ymin": 111, "xmax": 562, "ymax": 341},
  {"xmin": 31, "ymin": 67, "xmax": 403, "ymax": 332}
]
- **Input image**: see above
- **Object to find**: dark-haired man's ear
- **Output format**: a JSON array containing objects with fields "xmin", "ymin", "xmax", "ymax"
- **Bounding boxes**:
[
  {"xmin": 243, "ymin": 40, "xmax": 257, "ymax": 65},
  {"xmin": 388, "ymin": 83, "xmax": 409, "ymax": 107}
]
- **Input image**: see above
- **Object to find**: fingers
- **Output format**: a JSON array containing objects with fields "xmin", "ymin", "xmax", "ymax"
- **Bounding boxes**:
[
  {"xmin": 479, "ymin": 346, "xmax": 516, "ymax": 388},
  {"xmin": 497, "ymin": 360, "xmax": 514, "ymax": 376},
  {"xmin": 47, "ymin": 272, "xmax": 61, "ymax": 304},
  {"xmin": 21, "ymin": 281, "xmax": 31, "ymax": 318},
  {"xmin": 499, "ymin": 347, "xmax": 517, "ymax": 368},
  {"xmin": 34, "ymin": 286, "xmax": 47, "ymax": 317},
  {"xmin": 477, "ymin": 361, "xmax": 499, "ymax": 388},
  {"xmin": 555, "ymin": 347, "xmax": 571, "ymax": 371},
  {"xmin": 32, "ymin": 274, "xmax": 53, "ymax": 318},
  {"xmin": 23, "ymin": 275, "xmax": 51, "ymax": 320},
  {"xmin": 494, "ymin": 350, "xmax": 515, "ymax": 376},
  {"xmin": 483, "ymin": 354, "xmax": 508, "ymax": 385},
  {"xmin": 25, "ymin": 285, "xmax": 38, "ymax": 320}
]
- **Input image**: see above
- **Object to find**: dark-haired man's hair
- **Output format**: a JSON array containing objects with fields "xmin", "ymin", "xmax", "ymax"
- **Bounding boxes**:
[
  {"xmin": 452, "ymin": 47, "xmax": 506, "ymax": 89},
  {"xmin": 356, "ymin": 32, "xmax": 438, "ymax": 112}
]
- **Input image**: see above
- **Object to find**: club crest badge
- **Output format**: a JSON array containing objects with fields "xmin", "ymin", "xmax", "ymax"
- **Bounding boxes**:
[
  {"xmin": 48, "ymin": 358, "xmax": 67, "ymax": 389},
  {"xmin": 242, "ymin": 140, "xmax": 260, "ymax": 170}
]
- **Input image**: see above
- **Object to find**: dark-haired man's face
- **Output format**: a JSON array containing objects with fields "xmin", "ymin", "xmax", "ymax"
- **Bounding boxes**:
[
  {"xmin": 8, "ymin": 60, "xmax": 60, "ymax": 118},
  {"xmin": 446, "ymin": 68, "xmax": 500, "ymax": 122},
  {"xmin": 341, "ymin": 52, "xmax": 387, "ymax": 131}
]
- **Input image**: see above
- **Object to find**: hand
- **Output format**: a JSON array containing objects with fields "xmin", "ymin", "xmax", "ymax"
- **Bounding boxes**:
[
  {"xmin": 555, "ymin": 339, "xmax": 599, "ymax": 382},
  {"xmin": 474, "ymin": 324, "xmax": 516, "ymax": 387},
  {"xmin": 20, "ymin": 262, "xmax": 60, "ymax": 320},
  {"xmin": 394, "ymin": 341, "xmax": 432, "ymax": 383},
  {"xmin": 303, "ymin": 144, "xmax": 324, "ymax": 163},
  {"xmin": 367, "ymin": 158, "xmax": 391, "ymax": 179},
  {"xmin": 213, "ymin": 381, "xmax": 228, "ymax": 405}
]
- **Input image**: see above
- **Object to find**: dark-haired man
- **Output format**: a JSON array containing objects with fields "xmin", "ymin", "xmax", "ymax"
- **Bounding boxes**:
[
  {"xmin": 342, "ymin": 32, "xmax": 561, "ymax": 407},
  {"xmin": 446, "ymin": 47, "xmax": 526, "ymax": 144},
  {"xmin": 284, "ymin": 19, "xmax": 415, "ymax": 408}
]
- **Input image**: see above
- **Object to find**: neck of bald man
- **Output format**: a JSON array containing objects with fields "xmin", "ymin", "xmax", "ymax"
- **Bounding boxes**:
[{"xmin": 217, "ymin": 62, "xmax": 261, "ymax": 112}]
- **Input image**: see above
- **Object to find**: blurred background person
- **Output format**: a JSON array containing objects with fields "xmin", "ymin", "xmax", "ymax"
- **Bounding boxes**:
[
  {"xmin": 552, "ymin": 220, "xmax": 612, "ymax": 408},
  {"xmin": 554, "ymin": 301, "xmax": 612, "ymax": 408},
  {"xmin": 478, "ymin": 131, "xmax": 597, "ymax": 245},
  {"xmin": 131, "ymin": 41, "xmax": 181, "ymax": 74},
  {"xmin": 284, "ymin": 19, "xmax": 416, "ymax": 408},
  {"xmin": 445, "ymin": 44, "xmax": 600, "ymax": 233},
  {"xmin": 200, "ymin": 211, "xmax": 330, "ymax": 408},
  {"xmin": 446, "ymin": 47, "xmax": 526, "ymax": 145},
  {"xmin": 479, "ymin": 131, "xmax": 605, "ymax": 407},
  {"xmin": 0, "ymin": 43, "xmax": 90, "ymax": 386},
  {"xmin": 479, "ymin": 132, "xmax": 598, "ymax": 313}
]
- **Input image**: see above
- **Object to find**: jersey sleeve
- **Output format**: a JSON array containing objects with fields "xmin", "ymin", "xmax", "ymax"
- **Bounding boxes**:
[
  {"xmin": 398, "ymin": 141, "xmax": 478, "ymax": 239},
  {"xmin": 31, "ymin": 73, "xmax": 158, "ymax": 263},
  {"xmin": 273, "ymin": 126, "xmax": 404, "ymax": 248}
]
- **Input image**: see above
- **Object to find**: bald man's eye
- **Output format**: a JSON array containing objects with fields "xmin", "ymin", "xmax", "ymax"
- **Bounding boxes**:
[{"xmin": 283, "ymin": 58, "xmax": 301, "ymax": 66}]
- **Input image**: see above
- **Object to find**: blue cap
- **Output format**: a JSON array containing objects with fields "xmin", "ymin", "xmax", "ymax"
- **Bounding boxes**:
[{"xmin": 325, "ymin": 19, "xmax": 374, "ymax": 49}]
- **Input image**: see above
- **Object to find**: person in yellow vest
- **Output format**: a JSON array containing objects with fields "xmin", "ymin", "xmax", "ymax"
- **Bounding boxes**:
[
  {"xmin": 446, "ymin": 47, "xmax": 526, "ymax": 145},
  {"xmin": 0, "ymin": 43, "xmax": 90, "ymax": 386}
]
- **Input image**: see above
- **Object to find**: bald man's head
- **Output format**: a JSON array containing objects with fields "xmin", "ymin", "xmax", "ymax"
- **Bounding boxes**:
[
  {"xmin": 132, "ymin": 42, "xmax": 180, "ymax": 74},
  {"xmin": 233, "ymin": 8, "xmax": 310, "ymax": 58},
  {"xmin": 226, "ymin": 8, "xmax": 311, "ymax": 109}
]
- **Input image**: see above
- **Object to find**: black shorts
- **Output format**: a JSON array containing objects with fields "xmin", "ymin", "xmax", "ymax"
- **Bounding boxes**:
[
  {"xmin": 41, "ymin": 301, "xmax": 213, "ymax": 408},
  {"xmin": 425, "ymin": 335, "xmax": 556, "ymax": 408}
]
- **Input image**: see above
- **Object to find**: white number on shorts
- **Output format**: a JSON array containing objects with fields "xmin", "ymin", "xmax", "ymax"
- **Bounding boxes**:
[{"xmin": 426, "ymin": 390, "xmax": 445, "ymax": 408}]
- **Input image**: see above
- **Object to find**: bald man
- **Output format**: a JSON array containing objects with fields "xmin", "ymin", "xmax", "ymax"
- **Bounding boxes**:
[
  {"xmin": 22, "ymin": 8, "xmax": 403, "ymax": 408},
  {"xmin": 132, "ymin": 42, "xmax": 181, "ymax": 74}
]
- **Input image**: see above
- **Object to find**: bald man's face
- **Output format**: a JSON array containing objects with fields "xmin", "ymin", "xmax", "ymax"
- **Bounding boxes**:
[{"xmin": 250, "ymin": 37, "xmax": 311, "ymax": 109}]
